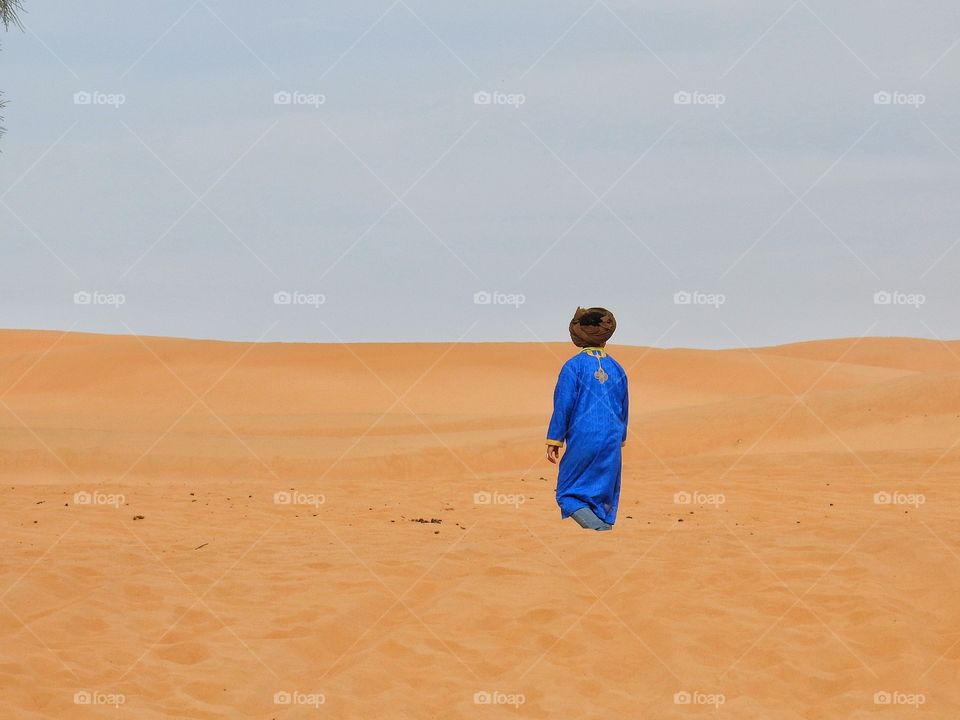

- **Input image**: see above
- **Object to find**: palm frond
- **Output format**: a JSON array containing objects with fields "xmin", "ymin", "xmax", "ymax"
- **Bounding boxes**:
[
  {"xmin": 0, "ymin": 0, "xmax": 23, "ymax": 29},
  {"xmin": 0, "ymin": 0, "xmax": 23, "ymax": 142}
]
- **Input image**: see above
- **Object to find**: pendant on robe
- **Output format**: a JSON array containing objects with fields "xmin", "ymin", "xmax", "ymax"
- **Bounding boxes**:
[{"xmin": 594, "ymin": 367, "xmax": 608, "ymax": 384}]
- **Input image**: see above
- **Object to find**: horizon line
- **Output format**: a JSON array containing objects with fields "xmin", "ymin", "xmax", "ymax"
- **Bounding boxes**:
[{"xmin": 1, "ymin": 327, "xmax": 957, "ymax": 354}]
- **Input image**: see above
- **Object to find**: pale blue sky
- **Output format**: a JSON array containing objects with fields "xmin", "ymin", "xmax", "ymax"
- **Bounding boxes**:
[{"xmin": 3, "ymin": 1, "xmax": 960, "ymax": 347}]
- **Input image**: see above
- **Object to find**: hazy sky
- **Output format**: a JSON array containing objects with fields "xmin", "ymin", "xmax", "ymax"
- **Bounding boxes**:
[{"xmin": 3, "ymin": 1, "xmax": 960, "ymax": 348}]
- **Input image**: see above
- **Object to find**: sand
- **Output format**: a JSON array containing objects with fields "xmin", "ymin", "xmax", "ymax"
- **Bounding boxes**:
[{"xmin": 1, "ymin": 330, "xmax": 958, "ymax": 718}]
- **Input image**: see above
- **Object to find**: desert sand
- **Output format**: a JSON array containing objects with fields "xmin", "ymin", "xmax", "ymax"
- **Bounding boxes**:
[{"xmin": 1, "ymin": 330, "xmax": 959, "ymax": 718}]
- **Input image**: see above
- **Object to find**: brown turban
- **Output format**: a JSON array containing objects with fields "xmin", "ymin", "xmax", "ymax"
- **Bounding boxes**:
[{"xmin": 569, "ymin": 307, "xmax": 617, "ymax": 348}]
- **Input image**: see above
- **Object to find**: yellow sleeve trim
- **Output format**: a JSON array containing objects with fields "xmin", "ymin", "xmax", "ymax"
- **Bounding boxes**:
[{"xmin": 545, "ymin": 439, "xmax": 564, "ymax": 447}]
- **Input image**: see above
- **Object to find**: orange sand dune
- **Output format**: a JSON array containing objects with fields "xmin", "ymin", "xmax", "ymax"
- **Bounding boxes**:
[{"xmin": 1, "ymin": 330, "xmax": 959, "ymax": 719}]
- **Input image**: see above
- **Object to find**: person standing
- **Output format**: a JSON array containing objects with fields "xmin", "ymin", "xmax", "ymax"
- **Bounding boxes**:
[{"xmin": 545, "ymin": 307, "xmax": 628, "ymax": 531}]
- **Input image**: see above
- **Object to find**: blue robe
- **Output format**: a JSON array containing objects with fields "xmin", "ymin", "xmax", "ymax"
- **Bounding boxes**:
[{"xmin": 546, "ymin": 347, "xmax": 628, "ymax": 525}]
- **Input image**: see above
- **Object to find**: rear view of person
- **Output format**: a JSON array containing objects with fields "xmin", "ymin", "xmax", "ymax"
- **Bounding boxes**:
[{"xmin": 545, "ymin": 307, "xmax": 628, "ymax": 531}]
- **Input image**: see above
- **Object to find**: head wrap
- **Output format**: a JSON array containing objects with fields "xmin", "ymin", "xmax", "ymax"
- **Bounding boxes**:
[{"xmin": 569, "ymin": 306, "xmax": 617, "ymax": 347}]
